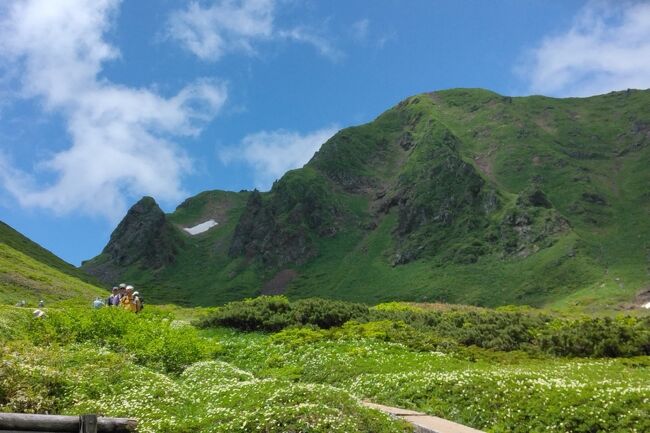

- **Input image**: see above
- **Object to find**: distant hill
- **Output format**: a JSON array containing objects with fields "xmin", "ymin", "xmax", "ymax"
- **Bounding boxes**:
[
  {"xmin": 0, "ymin": 221, "xmax": 105, "ymax": 304},
  {"xmin": 83, "ymin": 88, "xmax": 650, "ymax": 311}
]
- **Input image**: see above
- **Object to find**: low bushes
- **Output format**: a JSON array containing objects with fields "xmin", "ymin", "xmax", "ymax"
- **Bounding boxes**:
[
  {"xmin": 537, "ymin": 316, "xmax": 650, "ymax": 357},
  {"xmin": 201, "ymin": 296, "xmax": 650, "ymax": 358},
  {"xmin": 0, "ymin": 342, "xmax": 411, "ymax": 433},
  {"xmin": 13, "ymin": 307, "xmax": 218, "ymax": 373},
  {"xmin": 214, "ymin": 325, "xmax": 650, "ymax": 433},
  {"xmin": 201, "ymin": 296, "xmax": 370, "ymax": 331}
]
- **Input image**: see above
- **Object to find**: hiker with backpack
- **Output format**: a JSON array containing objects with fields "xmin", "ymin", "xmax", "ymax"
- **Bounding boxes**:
[
  {"xmin": 107, "ymin": 287, "xmax": 121, "ymax": 306},
  {"xmin": 92, "ymin": 297, "xmax": 105, "ymax": 309},
  {"xmin": 120, "ymin": 285, "xmax": 138, "ymax": 312},
  {"xmin": 133, "ymin": 291, "xmax": 144, "ymax": 312}
]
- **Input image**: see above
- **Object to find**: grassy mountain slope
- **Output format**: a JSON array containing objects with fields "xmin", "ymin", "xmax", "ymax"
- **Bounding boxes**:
[
  {"xmin": 0, "ymin": 222, "xmax": 105, "ymax": 304},
  {"xmin": 83, "ymin": 191, "xmax": 255, "ymax": 305},
  {"xmin": 83, "ymin": 88, "xmax": 650, "ymax": 311},
  {"xmin": 0, "ymin": 221, "xmax": 98, "ymax": 284}
]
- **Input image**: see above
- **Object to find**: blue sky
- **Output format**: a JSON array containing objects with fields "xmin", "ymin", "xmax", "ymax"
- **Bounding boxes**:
[{"xmin": 1, "ymin": 0, "xmax": 649, "ymax": 265}]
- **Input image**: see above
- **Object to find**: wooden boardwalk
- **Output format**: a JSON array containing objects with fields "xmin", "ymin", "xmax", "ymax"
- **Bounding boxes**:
[{"xmin": 363, "ymin": 402, "xmax": 485, "ymax": 433}]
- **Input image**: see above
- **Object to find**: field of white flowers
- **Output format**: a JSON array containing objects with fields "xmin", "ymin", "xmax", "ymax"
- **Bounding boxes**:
[
  {"xmin": 210, "ymin": 328, "xmax": 650, "ymax": 433},
  {"xmin": 0, "ymin": 306, "xmax": 409, "ymax": 433},
  {"xmin": 1, "ymin": 303, "xmax": 649, "ymax": 433}
]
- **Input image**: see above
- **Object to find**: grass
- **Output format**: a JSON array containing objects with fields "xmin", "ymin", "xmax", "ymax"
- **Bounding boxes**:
[
  {"xmin": 285, "ymin": 213, "xmax": 603, "ymax": 309},
  {"xmin": 108, "ymin": 190, "xmax": 261, "ymax": 306},
  {"xmin": 212, "ymin": 328, "xmax": 650, "ymax": 433},
  {"xmin": 0, "ymin": 243, "xmax": 105, "ymax": 305},
  {"xmin": 0, "ymin": 305, "xmax": 409, "ymax": 433},
  {"xmin": 1, "ymin": 301, "xmax": 648, "ymax": 432},
  {"xmin": 0, "ymin": 221, "xmax": 98, "ymax": 285}
]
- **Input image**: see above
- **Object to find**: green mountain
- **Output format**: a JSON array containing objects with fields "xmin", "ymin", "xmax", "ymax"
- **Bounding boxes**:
[
  {"xmin": 0, "ymin": 221, "xmax": 105, "ymax": 304},
  {"xmin": 83, "ymin": 88, "xmax": 650, "ymax": 311}
]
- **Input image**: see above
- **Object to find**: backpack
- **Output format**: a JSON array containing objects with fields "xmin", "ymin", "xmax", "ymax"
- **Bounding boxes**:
[{"xmin": 135, "ymin": 296, "xmax": 144, "ymax": 311}]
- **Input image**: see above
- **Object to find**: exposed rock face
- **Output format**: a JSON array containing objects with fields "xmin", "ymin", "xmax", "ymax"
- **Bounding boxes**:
[
  {"xmin": 379, "ymin": 125, "xmax": 503, "ymax": 265},
  {"xmin": 229, "ymin": 169, "xmax": 339, "ymax": 267},
  {"xmin": 230, "ymin": 105, "xmax": 572, "ymax": 270},
  {"xmin": 83, "ymin": 197, "xmax": 184, "ymax": 282},
  {"xmin": 80, "ymin": 88, "xmax": 650, "ymax": 307},
  {"xmin": 497, "ymin": 202, "xmax": 569, "ymax": 258},
  {"xmin": 105, "ymin": 197, "xmax": 183, "ymax": 268}
]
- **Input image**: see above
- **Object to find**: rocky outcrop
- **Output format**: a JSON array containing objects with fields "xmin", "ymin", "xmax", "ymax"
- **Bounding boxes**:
[
  {"xmin": 379, "ymin": 125, "xmax": 502, "ymax": 265},
  {"xmin": 82, "ymin": 197, "xmax": 184, "ymax": 282},
  {"xmin": 229, "ymin": 169, "xmax": 340, "ymax": 267},
  {"xmin": 497, "ymin": 202, "xmax": 569, "ymax": 258}
]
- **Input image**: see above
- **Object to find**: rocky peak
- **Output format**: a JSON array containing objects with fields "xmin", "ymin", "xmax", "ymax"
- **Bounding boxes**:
[{"xmin": 100, "ymin": 196, "xmax": 184, "ymax": 269}]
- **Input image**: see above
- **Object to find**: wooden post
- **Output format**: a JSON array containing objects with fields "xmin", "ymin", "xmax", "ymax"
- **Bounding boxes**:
[
  {"xmin": 79, "ymin": 415, "xmax": 97, "ymax": 433},
  {"xmin": 0, "ymin": 413, "xmax": 137, "ymax": 432}
]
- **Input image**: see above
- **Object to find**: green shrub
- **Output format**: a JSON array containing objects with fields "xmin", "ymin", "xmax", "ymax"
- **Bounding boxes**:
[
  {"xmin": 0, "ymin": 343, "xmax": 67, "ymax": 413},
  {"xmin": 202, "ymin": 296, "xmax": 292, "ymax": 332},
  {"xmin": 370, "ymin": 307, "xmax": 549, "ymax": 351},
  {"xmin": 0, "ymin": 306, "xmax": 32, "ymax": 343},
  {"xmin": 24, "ymin": 307, "xmax": 218, "ymax": 373},
  {"xmin": 372, "ymin": 302, "xmax": 424, "ymax": 312},
  {"xmin": 537, "ymin": 316, "xmax": 650, "ymax": 357},
  {"xmin": 201, "ymin": 296, "xmax": 369, "ymax": 332},
  {"xmin": 270, "ymin": 326, "xmax": 326, "ymax": 348},
  {"xmin": 333, "ymin": 320, "xmax": 456, "ymax": 352},
  {"xmin": 292, "ymin": 298, "xmax": 369, "ymax": 328},
  {"xmin": 201, "ymin": 297, "xmax": 650, "ymax": 358}
]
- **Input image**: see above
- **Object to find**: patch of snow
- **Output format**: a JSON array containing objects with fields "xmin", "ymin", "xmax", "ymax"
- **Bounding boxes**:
[
  {"xmin": 183, "ymin": 219, "xmax": 218, "ymax": 235},
  {"xmin": 642, "ymin": 302, "xmax": 650, "ymax": 309}
]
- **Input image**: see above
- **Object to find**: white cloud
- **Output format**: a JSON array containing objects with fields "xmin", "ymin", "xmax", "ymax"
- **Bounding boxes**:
[
  {"xmin": 351, "ymin": 18, "xmax": 369, "ymax": 42},
  {"xmin": 168, "ymin": 0, "xmax": 342, "ymax": 62},
  {"xmin": 220, "ymin": 126, "xmax": 338, "ymax": 190},
  {"xmin": 0, "ymin": 0, "xmax": 227, "ymax": 220},
  {"xmin": 277, "ymin": 27, "xmax": 343, "ymax": 62},
  {"xmin": 521, "ymin": 1, "xmax": 650, "ymax": 96},
  {"xmin": 167, "ymin": 0, "xmax": 274, "ymax": 61}
]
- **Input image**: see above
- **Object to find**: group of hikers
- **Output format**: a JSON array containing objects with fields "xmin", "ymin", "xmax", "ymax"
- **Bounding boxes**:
[
  {"xmin": 17, "ymin": 284, "xmax": 143, "ymax": 319},
  {"xmin": 15, "ymin": 299, "xmax": 44, "ymax": 308},
  {"xmin": 93, "ymin": 283, "xmax": 144, "ymax": 313}
]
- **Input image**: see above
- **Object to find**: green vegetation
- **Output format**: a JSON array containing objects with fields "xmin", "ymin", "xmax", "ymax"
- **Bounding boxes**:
[
  {"xmin": 83, "ymin": 191, "xmax": 256, "ymax": 306},
  {"xmin": 80, "ymin": 88, "xmax": 650, "ymax": 313},
  {"xmin": 0, "ymin": 220, "xmax": 106, "ymax": 305},
  {"xmin": 4, "ymin": 88, "xmax": 650, "ymax": 431},
  {"xmin": 0, "ymin": 242, "xmax": 105, "ymax": 305},
  {"xmin": 3, "ymin": 299, "xmax": 646, "ymax": 432},
  {"xmin": 0, "ymin": 304, "xmax": 409, "ymax": 433},
  {"xmin": 214, "ymin": 330, "xmax": 649, "ymax": 433},
  {"xmin": 201, "ymin": 296, "xmax": 650, "ymax": 357},
  {"xmin": 200, "ymin": 298, "xmax": 650, "ymax": 432},
  {"xmin": 0, "ymin": 222, "xmax": 96, "ymax": 285},
  {"xmin": 202, "ymin": 296, "xmax": 370, "ymax": 331}
]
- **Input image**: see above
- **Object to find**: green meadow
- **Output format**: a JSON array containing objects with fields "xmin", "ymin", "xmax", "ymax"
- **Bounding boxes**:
[{"xmin": 1, "ymin": 298, "xmax": 648, "ymax": 433}]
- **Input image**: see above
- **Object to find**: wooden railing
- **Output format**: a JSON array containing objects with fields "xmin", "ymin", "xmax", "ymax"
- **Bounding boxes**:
[{"xmin": 0, "ymin": 413, "xmax": 137, "ymax": 433}]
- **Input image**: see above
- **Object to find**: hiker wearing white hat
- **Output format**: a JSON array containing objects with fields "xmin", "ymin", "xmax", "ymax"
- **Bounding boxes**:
[
  {"xmin": 133, "ymin": 291, "xmax": 143, "ymax": 313},
  {"xmin": 119, "ymin": 285, "xmax": 138, "ymax": 312}
]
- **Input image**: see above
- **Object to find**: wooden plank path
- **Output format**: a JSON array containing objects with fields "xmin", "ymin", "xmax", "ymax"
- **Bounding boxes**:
[{"xmin": 363, "ymin": 402, "xmax": 485, "ymax": 433}]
